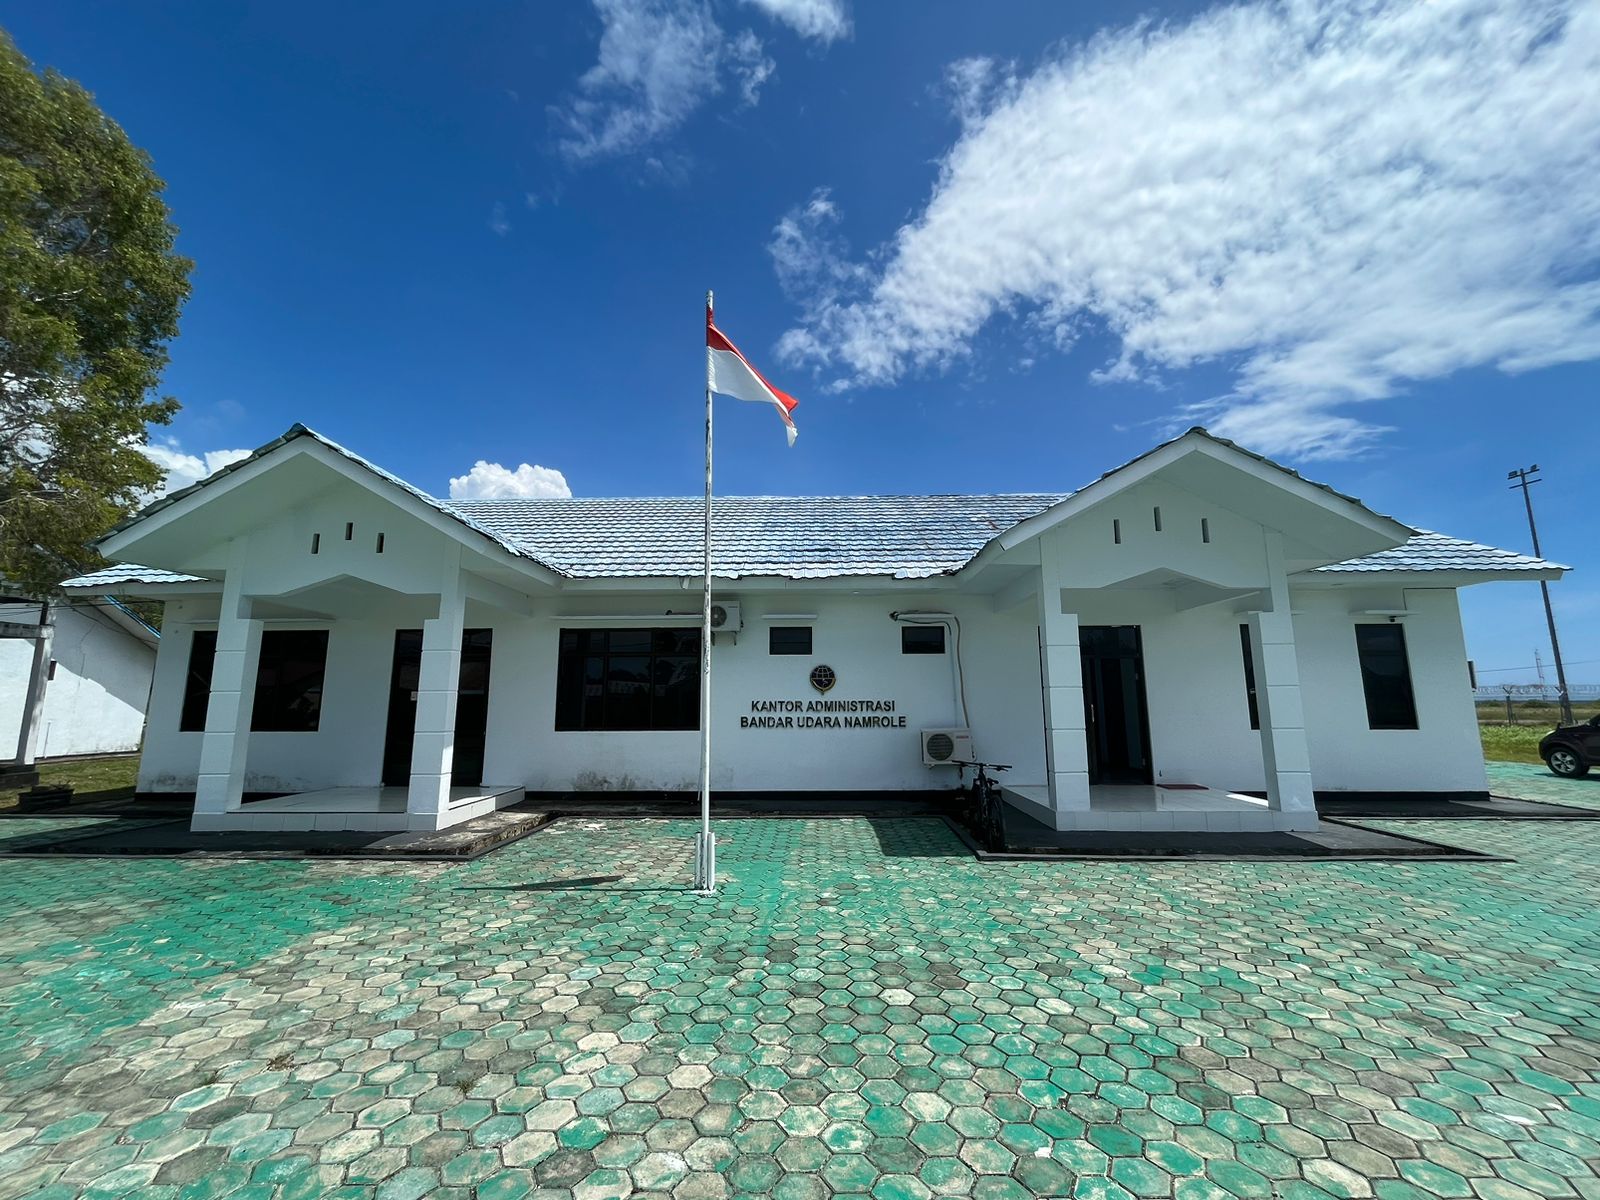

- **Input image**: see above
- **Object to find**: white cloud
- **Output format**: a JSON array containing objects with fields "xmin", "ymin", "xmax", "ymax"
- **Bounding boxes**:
[
  {"xmin": 775, "ymin": 0, "xmax": 1600, "ymax": 459},
  {"xmin": 448, "ymin": 461, "xmax": 573, "ymax": 500},
  {"xmin": 555, "ymin": 0, "xmax": 775, "ymax": 163},
  {"xmin": 142, "ymin": 441, "xmax": 252, "ymax": 496},
  {"xmin": 741, "ymin": 0, "xmax": 850, "ymax": 43},
  {"xmin": 488, "ymin": 202, "xmax": 511, "ymax": 236}
]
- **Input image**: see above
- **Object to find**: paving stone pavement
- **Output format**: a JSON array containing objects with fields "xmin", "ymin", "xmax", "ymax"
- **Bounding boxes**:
[
  {"xmin": 1486, "ymin": 762, "xmax": 1600, "ymax": 812},
  {"xmin": 2, "ymin": 810, "xmax": 1599, "ymax": 1200}
]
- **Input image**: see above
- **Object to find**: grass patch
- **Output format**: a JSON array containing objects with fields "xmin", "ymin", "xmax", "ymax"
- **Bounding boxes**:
[
  {"xmin": 0, "ymin": 756, "xmax": 139, "ymax": 811},
  {"xmin": 1480, "ymin": 724, "xmax": 1549, "ymax": 765}
]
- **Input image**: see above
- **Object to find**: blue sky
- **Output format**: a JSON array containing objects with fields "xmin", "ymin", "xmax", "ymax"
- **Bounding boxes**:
[{"xmin": 6, "ymin": 0, "xmax": 1596, "ymax": 687}]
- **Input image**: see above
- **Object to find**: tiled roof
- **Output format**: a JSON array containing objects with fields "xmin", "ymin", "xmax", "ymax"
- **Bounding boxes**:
[
  {"xmin": 62, "ymin": 517, "xmax": 1562, "ymax": 590},
  {"xmin": 446, "ymin": 495, "xmax": 1067, "ymax": 579},
  {"xmin": 60, "ymin": 564, "xmax": 206, "ymax": 588},
  {"xmin": 1310, "ymin": 530, "xmax": 1562, "ymax": 574},
  {"xmin": 61, "ymin": 424, "xmax": 1563, "ymax": 589}
]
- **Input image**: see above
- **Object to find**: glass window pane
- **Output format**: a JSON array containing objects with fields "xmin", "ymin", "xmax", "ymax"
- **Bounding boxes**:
[
  {"xmin": 769, "ymin": 626, "xmax": 812, "ymax": 655},
  {"xmin": 180, "ymin": 630, "xmax": 218, "ymax": 732},
  {"xmin": 251, "ymin": 630, "xmax": 328, "ymax": 732},
  {"xmin": 554, "ymin": 628, "xmax": 701, "ymax": 731},
  {"xmin": 1239, "ymin": 624, "xmax": 1259, "ymax": 731},
  {"xmin": 654, "ymin": 628, "xmax": 700, "ymax": 655},
  {"xmin": 901, "ymin": 625, "xmax": 945, "ymax": 654},
  {"xmin": 1355, "ymin": 624, "xmax": 1418, "ymax": 730}
]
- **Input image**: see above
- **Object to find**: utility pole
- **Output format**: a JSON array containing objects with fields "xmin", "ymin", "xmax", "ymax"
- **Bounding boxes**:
[{"xmin": 1508, "ymin": 465, "xmax": 1573, "ymax": 726}]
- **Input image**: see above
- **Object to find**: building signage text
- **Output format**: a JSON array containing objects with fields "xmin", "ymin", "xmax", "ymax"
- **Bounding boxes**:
[{"xmin": 741, "ymin": 698, "xmax": 907, "ymax": 730}]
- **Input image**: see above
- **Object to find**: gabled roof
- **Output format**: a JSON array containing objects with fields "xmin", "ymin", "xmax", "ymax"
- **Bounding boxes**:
[
  {"xmin": 989, "ymin": 425, "xmax": 1414, "ymax": 558},
  {"xmin": 63, "ymin": 517, "xmax": 1562, "ymax": 589},
  {"xmin": 63, "ymin": 424, "xmax": 1564, "ymax": 589},
  {"xmin": 98, "ymin": 424, "xmax": 571, "ymax": 576},
  {"xmin": 1309, "ymin": 530, "xmax": 1563, "ymax": 575}
]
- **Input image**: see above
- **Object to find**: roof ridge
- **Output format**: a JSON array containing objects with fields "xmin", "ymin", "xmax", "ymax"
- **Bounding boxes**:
[{"xmin": 442, "ymin": 492, "xmax": 1073, "ymax": 503}]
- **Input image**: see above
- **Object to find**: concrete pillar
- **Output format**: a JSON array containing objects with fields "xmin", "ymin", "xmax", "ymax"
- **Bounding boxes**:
[
  {"xmin": 407, "ymin": 551, "xmax": 466, "ymax": 831},
  {"xmin": 1248, "ymin": 530, "xmax": 1317, "ymax": 829},
  {"xmin": 12, "ymin": 603, "xmax": 54, "ymax": 768},
  {"xmin": 1038, "ymin": 537, "xmax": 1089, "ymax": 827},
  {"xmin": 194, "ymin": 551, "xmax": 262, "ymax": 826}
]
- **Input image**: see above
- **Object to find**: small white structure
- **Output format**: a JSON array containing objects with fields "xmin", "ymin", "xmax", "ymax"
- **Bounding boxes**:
[
  {"xmin": 61, "ymin": 424, "xmax": 1564, "ymax": 835},
  {"xmin": 1, "ymin": 596, "xmax": 158, "ymax": 766}
]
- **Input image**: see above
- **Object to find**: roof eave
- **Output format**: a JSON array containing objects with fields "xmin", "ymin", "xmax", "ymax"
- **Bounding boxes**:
[
  {"xmin": 1298, "ymin": 567, "xmax": 1568, "ymax": 587},
  {"xmin": 59, "ymin": 578, "xmax": 221, "ymax": 597}
]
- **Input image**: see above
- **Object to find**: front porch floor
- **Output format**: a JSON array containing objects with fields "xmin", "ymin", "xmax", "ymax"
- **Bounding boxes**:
[
  {"xmin": 190, "ymin": 784, "xmax": 525, "ymax": 832},
  {"xmin": 1002, "ymin": 781, "xmax": 1314, "ymax": 832}
]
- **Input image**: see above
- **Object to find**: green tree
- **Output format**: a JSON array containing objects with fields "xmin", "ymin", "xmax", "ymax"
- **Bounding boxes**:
[{"xmin": 0, "ymin": 29, "xmax": 191, "ymax": 595}]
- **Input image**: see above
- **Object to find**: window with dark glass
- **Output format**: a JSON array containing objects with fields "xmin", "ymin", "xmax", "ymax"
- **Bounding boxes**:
[
  {"xmin": 1354, "ymin": 623, "xmax": 1418, "ymax": 730},
  {"xmin": 769, "ymin": 626, "xmax": 812, "ymax": 655},
  {"xmin": 555, "ymin": 628, "xmax": 701, "ymax": 731},
  {"xmin": 179, "ymin": 629, "xmax": 218, "ymax": 731},
  {"xmin": 1239, "ymin": 624, "xmax": 1260, "ymax": 730},
  {"xmin": 251, "ymin": 630, "xmax": 329, "ymax": 732},
  {"xmin": 901, "ymin": 625, "xmax": 946, "ymax": 654}
]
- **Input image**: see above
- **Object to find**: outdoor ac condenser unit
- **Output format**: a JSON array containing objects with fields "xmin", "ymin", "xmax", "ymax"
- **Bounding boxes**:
[
  {"xmin": 709, "ymin": 601, "xmax": 742, "ymax": 633},
  {"xmin": 921, "ymin": 728, "xmax": 973, "ymax": 766}
]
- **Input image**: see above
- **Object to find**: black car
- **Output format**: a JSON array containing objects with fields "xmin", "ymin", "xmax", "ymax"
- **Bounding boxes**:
[{"xmin": 1540, "ymin": 715, "xmax": 1600, "ymax": 777}]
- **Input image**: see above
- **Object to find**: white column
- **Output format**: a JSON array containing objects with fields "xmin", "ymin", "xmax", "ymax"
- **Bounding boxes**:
[
  {"xmin": 1038, "ymin": 538, "xmax": 1089, "ymax": 828},
  {"xmin": 194, "ymin": 551, "xmax": 262, "ymax": 828},
  {"xmin": 407, "ymin": 552, "xmax": 466, "ymax": 831},
  {"xmin": 1248, "ymin": 530, "xmax": 1317, "ymax": 830},
  {"xmin": 12, "ymin": 605, "xmax": 54, "ymax": 767}
]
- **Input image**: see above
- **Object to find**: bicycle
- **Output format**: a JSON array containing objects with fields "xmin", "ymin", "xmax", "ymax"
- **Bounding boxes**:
[{"xmin": 951, "ymin": 758, "xmax": 1011, "ymax": 851}]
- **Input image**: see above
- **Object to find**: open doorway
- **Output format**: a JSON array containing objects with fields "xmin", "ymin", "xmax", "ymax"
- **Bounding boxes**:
[
  {"xmin": 381, "ymin": 629, "xmax": 493, "ymax": 787},
  {"xmin": 1080, "ymin": 625, "xmax": 1153, "ymax": 785}
]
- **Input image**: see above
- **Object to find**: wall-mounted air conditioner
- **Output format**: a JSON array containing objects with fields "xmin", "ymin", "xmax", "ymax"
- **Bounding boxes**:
[
  {"xmin": 710, "ymin": 601, "xmax": 742, "ymax": 633},
  {"xmin": 921, "ymin": 728, "xmax": 973, "ymax": 766}
]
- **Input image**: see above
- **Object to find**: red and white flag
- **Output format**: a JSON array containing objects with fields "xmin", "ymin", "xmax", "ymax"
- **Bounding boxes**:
[{"xmin": 707, "ymin": 302, "xmax": 798, "ymax": 446}]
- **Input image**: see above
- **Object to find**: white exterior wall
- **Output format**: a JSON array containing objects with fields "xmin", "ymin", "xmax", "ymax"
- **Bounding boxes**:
[
  {"xmin": 0, "ymin": 605, "xmax": 154, "ymax": 759},
  {"xmin": 140, "ymin": 590, "xmax": 1051, "ymax": 794},
  {"xmin": 136, "ymin": 582, "xmax": 1484, "ymax": 797},
  {"xmin": 128, "ymin": 470, "xmax": 1487, "ymax": 799},
  {"xmin": 141, "ymin": 596, "xmax": 409, "ymax": 793},
  {"xmin": 1295, "ymin": 587, "xmax": 1486, "ymax": 794}
]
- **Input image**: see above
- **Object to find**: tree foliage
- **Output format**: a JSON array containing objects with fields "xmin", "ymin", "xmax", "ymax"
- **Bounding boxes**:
[{"xmin": 0, "ymin": 29, "xmax": 191, "ymax": 595}]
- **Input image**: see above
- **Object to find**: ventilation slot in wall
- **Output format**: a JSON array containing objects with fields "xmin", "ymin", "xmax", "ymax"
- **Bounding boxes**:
[
  {"xmin": 1153, "ymin": 506, "xmax": 1163, "ymax": 532},
  {"xmin": 1201, "ymin": 518, "xmax": 1211, "ymax": 544},
  {"xmin": 1112, "ymin": 519, "xmax": 1122, "ymax": 545},
  {"xmin": 376, "ymin": 533, "xmax": 386, "ymax": 554},
  {"xmin": 311, "ymin": 533, "xmax": 320, "ymax": 554},
  {"xmin": 344, "ymin": 522, "xmax": 354, "ymax": 541}
]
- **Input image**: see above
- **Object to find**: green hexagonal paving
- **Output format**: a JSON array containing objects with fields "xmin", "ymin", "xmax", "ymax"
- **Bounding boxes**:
[{"xmin": 1, "ymin": 783, "xmax": 1599, "ymax": 1199}]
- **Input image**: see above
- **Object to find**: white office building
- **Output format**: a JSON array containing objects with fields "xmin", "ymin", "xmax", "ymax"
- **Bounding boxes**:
[{"xmin": 61, "ymin": 425, "xmax": 1563, "ymax": 835}]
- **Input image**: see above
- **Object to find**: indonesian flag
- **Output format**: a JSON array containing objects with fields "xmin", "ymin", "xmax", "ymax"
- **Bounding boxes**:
[{"xmin": 707, "ymin": 302, "xmax": 798, "ymax": 446}]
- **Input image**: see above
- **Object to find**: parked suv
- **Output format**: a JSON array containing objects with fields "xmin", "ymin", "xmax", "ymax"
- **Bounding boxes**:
[{"xmin": 1540, "ymin": 715, "xmax": 1600, "ymax": 777}]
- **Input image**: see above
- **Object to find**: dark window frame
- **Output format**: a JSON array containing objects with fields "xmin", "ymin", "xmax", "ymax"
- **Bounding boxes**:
[
  {"xmin": 901, "ymin": 625, "xmax": 946, "ymax": 655},
  {"xmin": 1354, "ymin": 623, "xmax": 1419, "ymax": 731},
  {"xmin": 251, "ymin": 629, "xmax": 330, "ymax": 732},
  {"xmin": 555, "ymin": 627, "xmax": 701, "ymax": 732},
  {"xmin": 768, "ymin": 626, "xmax": 813, "ymax": 656},
  {"xmin": 180, "ymin": 629, "xmax": 218, "ymax": 731},
  {"xmin": 1239, "ymin": 624, "xmax": 1260, "ymax": 730}
]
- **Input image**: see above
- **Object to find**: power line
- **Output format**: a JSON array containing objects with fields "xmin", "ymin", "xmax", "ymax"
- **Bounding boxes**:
[{"xmin": 1475, "ymin": 657, "xmax": 1600, "ymax": 674}]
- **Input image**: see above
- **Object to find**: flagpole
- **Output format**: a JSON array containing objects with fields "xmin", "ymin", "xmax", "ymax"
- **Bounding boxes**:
[{"xmin": 695, "ymin": 289, "xmax": 716, "ymax": 892}]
